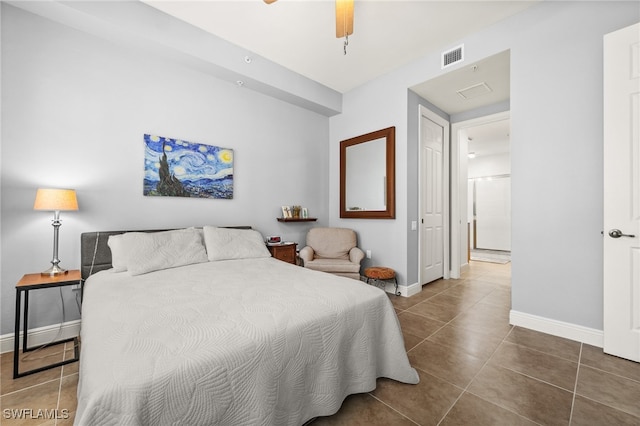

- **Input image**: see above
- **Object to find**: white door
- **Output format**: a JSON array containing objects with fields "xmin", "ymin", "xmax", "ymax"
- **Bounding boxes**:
[
  {"xmin": 475, "ymin": 177, "xmax": 511, "ymax": 251},
  {"xmin": 420, "ymin": 108, "xmax": 446, "ymax": 284},
  {"xmin": 603, "ymin": 22, "xmax": 640, "ymax": 362}
]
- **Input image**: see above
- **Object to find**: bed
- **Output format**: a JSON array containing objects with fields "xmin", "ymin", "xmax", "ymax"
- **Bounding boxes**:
[{"xmin": 75, "ymin": 226, "xmax": 419, "ymax": 425}]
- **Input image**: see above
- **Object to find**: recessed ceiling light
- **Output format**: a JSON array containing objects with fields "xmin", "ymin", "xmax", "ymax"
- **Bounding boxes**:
[{"xmin": 468, "ymin": 152, "xmax": 476, "ymax": 159}]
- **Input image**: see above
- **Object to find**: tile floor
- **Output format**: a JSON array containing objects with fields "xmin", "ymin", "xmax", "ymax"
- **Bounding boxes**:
[
  {"xmin": 1, "ymin": 341, "xmax": 78, "ymax": 425},
  {"xmin": 313, "ymin": 261, "xmax": 640, "ymax": 425},
  {"xmin": 2, "ymin": 261, "xmax": 639, "ymax": 425}
]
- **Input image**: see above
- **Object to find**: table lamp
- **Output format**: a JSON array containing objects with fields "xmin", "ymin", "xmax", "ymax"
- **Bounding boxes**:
[{"xmin": 33, "ymin": 188, "xmax": 78, "ymax": 276}]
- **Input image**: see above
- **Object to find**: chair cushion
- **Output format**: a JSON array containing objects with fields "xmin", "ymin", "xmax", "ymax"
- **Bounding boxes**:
[
  {"xmin": 304, "ymin": 258, "xmax": 361, "ymax": 274},
  {"xmin": 306, "ymin": 228, "xmax": 357, "ymax": 260}
]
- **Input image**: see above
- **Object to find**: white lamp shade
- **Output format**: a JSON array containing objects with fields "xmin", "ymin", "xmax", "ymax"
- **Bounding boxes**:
[{"xmin": 33, "ymin": 188, "xmax": 79, "ymax": 211}]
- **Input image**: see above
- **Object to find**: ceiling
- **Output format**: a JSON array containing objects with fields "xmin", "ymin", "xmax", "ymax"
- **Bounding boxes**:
[
  {"xmin": 467, "ymin": 119, "xmax": 510, "ymax": 159},
  {"xmin": 411, "ymin": 49, "xmax": 510, "ymax": 115},
  {"xmin": 143, "ymin": 1, "xmax": 529, "ymax": 155},
  {"xmin": 144, "ymin": 0, "xmax": 537, "ymax": 94},
  {"xmin": 414, "ymin": 49, "xmax": 511, "ymax": 158}
]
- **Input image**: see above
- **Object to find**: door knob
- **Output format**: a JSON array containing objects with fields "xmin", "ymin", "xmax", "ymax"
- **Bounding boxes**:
[{"xmin": 608, "ymin": 229, "xmax": 636, "ymax": 238}]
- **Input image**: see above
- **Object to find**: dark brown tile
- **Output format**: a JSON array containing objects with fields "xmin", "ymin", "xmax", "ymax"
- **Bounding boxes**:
[
  {"xmin": 475, "ymin": 274, "xmax": 511, "ymax": 287},
  {"xmin": 490, "ymin": 341, "xmax": 578, "ymax": 391},
  {"xmin": 464, "ymin": 299, "xmax": 511, "ymax": 321},
  {"xmin": 439, "ymin": 392, "xmax": 538, "ymax": 426},
  {"xmin": 55, "ymin": 414, "xmax": 75, "ymax": 426},
  {"xmin": 408, "ymin": 341, "xmax": 486, "ymax": 388},
  {"xmin": 0, "ymin": 379, "xmax": 60, "ymax": 426},
  {"xmin": 402, "ymin": 332, "xmax": 424, "ymax": 352},
  {"xmin": 406, "ymin": 299, "xmax": 466, "ymax": 323},
  {"xmin": 311, "ymin": 393, "xmax": 415, "ymax": 426},
  {"xmin": 580, "ymin": 344, "xmax": 640, "ymax": 382},
  {"xmin": 372, "ymin": 371, "xmax": 462, "ymax": 425},
  {"xmin": 425, "ymin": 293, "xmax": 479, "ymax": 311},
  {"xmin": 476, "ymin": 290, "xmax": 512, "ymax": 312},
  {"xmin": 389, "ymin": 288, "xmax": 439, "ymax": 311},
  {"xmin": 61, "ymin": 360, "xmax": 78, "ymax": 377},
  {"xmin": 58, "ymin": 374, "xmax": 78, "ymax": 416},
  {"xmin": 464, "ymin": 261, "xmax": 510, "ymax": 277},
  {"xmin": 1, "ymin": 348, "xmax": 63, "ymax": 396},
  {"xmin": 427, "ymin": 324, "xmax": 504, "ymax": 361},
  {"xmin": 576, "ymin": 365, "xmax": 640, "ymax": 417},
  {"xmin": 448, "ymin": 309, "xmax": 513, "ymax": 339},
  {"xmin": 397, "ymin": 312, "xmax": 445, "ymax": 339},
  {"xmin": 62, "ymin": 342, "xmax": 80, "ymax": 376},
  {"xmin": 570, "ymin": 395, "xmax": 640, "ymax": 425},
  {"xmin": 422, "ymin": 278, "xmax": 460, "ymax": 293},
  {"xmin": 443, "ymin": 280, "xmax": 498, "ymax": 300},
  {"xmin": 505, "ymin": 326, "xmax": 581, "ymax": 362},
  {"xmin": 468, "ymin": 364, "xmax": 573, "ymax": 426}
]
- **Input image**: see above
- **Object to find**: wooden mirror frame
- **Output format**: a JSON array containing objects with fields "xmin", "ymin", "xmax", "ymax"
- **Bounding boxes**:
[{"xmin": 340, "ymin": 126, "xmax": 395, "ymax": 219}]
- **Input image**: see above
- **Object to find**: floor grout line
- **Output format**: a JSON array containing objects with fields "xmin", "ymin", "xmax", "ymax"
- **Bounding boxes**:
[
  {"xmin": 568, "ymin": 343, "xmax": 583, "ymax": 425},
  {"xmin": 0, "ymin": 377, "xmax": 61, "ymax": 398},
  {"xmin": 367, "ymin": 393, "xmax": 422, "ymax": 426},
  {"xmin": 435, "ymin": 324, "xmax": 520, "ymax": 425},
  {"xmin": 576, "ymin": 362, "xmax": 640, "ymax": 384}
]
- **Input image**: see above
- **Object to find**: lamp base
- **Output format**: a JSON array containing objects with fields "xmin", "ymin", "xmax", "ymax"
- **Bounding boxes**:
[{"xmin": 41, "ymin": 264, "xmax": 69, "ymax": 277}]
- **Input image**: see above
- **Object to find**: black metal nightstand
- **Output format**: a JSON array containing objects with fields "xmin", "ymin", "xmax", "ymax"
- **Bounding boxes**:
[{"xmin": 13, "ymin": 270, "xmax": 81, "ymax": 379}]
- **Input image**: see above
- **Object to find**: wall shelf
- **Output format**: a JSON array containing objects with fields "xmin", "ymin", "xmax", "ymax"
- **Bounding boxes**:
[{"xmin": 277, "ymin": 218, "xmax": 317, "ymax": 222}]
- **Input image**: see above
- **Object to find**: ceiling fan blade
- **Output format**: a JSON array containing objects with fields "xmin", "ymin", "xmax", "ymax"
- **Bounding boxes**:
[
  {"xmin": 335, "ymin": 0, "xmax": 354, "ymax": 38},
  {"xmin": 264, "ymin": 0, "xmax": 278, "ymax": 4}
]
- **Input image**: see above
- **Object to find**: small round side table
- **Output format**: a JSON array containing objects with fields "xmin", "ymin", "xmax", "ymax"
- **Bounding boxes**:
[{"xmin": 364, "ymin": 266, "xmax": 400, "ymax": 296}]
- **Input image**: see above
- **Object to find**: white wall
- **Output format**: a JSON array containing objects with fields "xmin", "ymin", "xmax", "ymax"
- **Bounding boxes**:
[
  {"xmin": 0, "ymin": 5, "xmax": 329, "ymax": 334},
  {"xmin": 468, "ymin": 153, "xmax": 511, "ymax": 178},
  {"xmin": 330, "ymin": 2, "xmax": 639, "ymax": 331},
  {"xmin": 468, "ymin": 152, "xmax": 512, "ymax": 251}
]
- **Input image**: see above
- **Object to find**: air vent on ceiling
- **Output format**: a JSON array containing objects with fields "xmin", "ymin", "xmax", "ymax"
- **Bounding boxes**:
[
  {"xmin": 457, "ymin": 82, "xmax": 493, "ymax": 100},
  {"xmin": 442, "ymin": 44, "xmax": 464, "ymax": 69}
]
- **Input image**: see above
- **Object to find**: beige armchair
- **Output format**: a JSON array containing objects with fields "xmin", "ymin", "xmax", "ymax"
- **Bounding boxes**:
[{"xmin": 299, "ymin": 227, "xmax": 365, "ymax": 280}]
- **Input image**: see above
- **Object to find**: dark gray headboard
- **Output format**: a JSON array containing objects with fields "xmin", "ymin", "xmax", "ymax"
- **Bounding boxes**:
[{"xmin": 80, "ymin": 226, "xmax": 251, "ymax": 280}]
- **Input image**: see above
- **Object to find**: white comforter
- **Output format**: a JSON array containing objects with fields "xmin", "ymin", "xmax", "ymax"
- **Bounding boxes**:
[{"xmin": 75, "ymin": 258, "xmax": 419, "ymax": 425}]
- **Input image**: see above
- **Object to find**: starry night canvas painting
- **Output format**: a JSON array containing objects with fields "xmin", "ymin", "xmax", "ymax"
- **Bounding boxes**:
[{"xmin": 144, "ymin": 134, "xmax": 233, "ymax": 199}]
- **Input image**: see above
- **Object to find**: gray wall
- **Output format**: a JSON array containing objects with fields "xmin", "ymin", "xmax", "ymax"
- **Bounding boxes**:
[
  {"xmin": 2, "ymin": 1, "xmax": 638, "ymax": 338},
  {"xmin": 507, "ymin": 2, "xmax": 637, "ymax": 329},
  {"xmin": 329, "ymin": 1, "xmax": 639, "ymax": 330},
  {"xmin": 0, "ymin": 5, "xmax": 329, "ymax": 335}
]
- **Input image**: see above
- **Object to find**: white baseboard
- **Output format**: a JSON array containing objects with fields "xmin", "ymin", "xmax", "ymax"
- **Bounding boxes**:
[
  {"xmin": 460, "ymin": 263, "xmax": 470, "ymax": 275},
  {"xmin": 1, "ymin": 320, "xmax": 81, "ymax": 354},
  {"xmin": 387, "ymin": 282, "xmax": 427, "ymax": 297},
  {"xmin": 381, "ymin": 281, "xmax": 421, "ymax": 297},
  {"xmin": 510, "ymin": 310, "xmax": 603, "ymax": 348},
  {"xmin": 389, "ymin": 281, "xmax": 421, "ymax": 297}
]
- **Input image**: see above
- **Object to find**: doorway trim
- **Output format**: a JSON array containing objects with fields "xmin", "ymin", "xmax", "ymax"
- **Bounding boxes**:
[
  {"xmin": 418, "ymin": 105, "xmax": 450, "ymax": 283},
  {"xmin": 450, "ymin": 110, "xmax": 510, "ymax": 278}
]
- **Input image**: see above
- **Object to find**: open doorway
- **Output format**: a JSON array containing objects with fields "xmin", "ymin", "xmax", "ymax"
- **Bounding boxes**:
[
  {"xmin": 465, "ymin": 117, "xmax": 511, "ymax": 264},
  {"xmin": 411, "ymin": 50, "xmax": 511, "ymax": 280},
  {"xmin": 452, "ymin": 111, "xmax": 510, "ymax": 276}
]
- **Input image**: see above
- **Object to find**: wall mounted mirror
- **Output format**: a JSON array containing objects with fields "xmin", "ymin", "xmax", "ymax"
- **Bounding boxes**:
[{"xmin": 340, "ymin": 126, "xmax": 395, "ymax": 219}]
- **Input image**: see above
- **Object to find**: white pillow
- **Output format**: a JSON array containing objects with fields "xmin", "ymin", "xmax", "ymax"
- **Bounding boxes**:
[
  {"xmin": 122, "ymin": 228, "xmax": 209, "ymax": 276},
  {"xmin": 203, "ymin": 226, "xmax": 271, "ymax": 261},
  {"xmin": 107, "ymin": 234, "xmax": 129, "ymax": 272}
]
